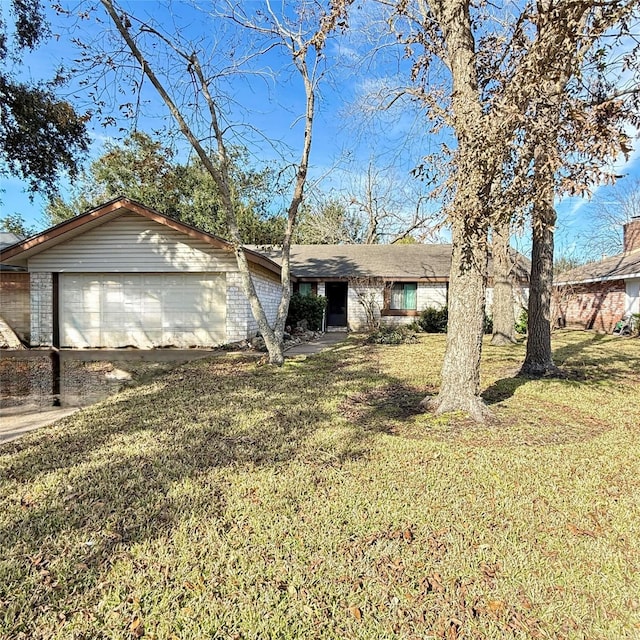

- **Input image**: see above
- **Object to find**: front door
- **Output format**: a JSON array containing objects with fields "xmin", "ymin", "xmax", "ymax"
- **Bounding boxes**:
[{"xmin": 326, "ymin": 282, "xmax": 348, "ymax": 327}]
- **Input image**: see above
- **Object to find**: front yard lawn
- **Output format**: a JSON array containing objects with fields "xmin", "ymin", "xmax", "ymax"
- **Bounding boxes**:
[{"xmin": 1, "ymin": 331, "xmax": 639, "ymax": 639}]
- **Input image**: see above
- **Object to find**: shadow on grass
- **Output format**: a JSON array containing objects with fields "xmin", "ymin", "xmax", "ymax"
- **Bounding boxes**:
[
  {"xmin": 0, "ymin": 340, "xmax": 419, "ymax": 621},
  {"xmin": 482, "ymin": 376, "xmax": 530, "ymax": 405}
]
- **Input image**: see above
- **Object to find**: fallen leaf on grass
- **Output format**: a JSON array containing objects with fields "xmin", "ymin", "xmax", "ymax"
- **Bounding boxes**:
[
  {"xmin": 487, "ymin": 600, "xmax": 506, "ymax": 613},
  {"xmin": 423, "ymin": 572, "xmax": 445, "ymax": 594},
  {"xmin": 567, "ymin": 523, "xmax": 597, "ymax": 538},
  {"xmin": 20, "ymin": 493, "xmax": 35, "ymax": 508},
  {"xmin": 349, "ymin": 605, "xmax": 363, "ymax": 621},
  {"xmin": 129, "ymin": 616, "xmax": 144, "ymax": 637}
]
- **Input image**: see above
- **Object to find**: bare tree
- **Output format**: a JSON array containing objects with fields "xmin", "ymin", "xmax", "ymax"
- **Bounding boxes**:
[
  {"xmin": 93, "ymin": 0, "xmax": 348, "ymax": 365},
  {"xmin": 349, "ymin": 276, "xmax": 386, "ymax": 330},
  {"xmin": 346, "ymin": 161, "xmax": 441, "ymax": 244},
  {"xmin": 368, "ymin": 0, "xmax": 640, "ymax": 418},
  {"xmin": 582, "ymin": 178, "xmax": 640, "ymax": 258}
]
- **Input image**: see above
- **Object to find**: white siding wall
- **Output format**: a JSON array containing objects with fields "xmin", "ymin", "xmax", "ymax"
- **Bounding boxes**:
[
  {"xmin": 417, "ymin": 283, "xmax": 447, "ymax": 310},
  {"xmin": 626, "ymin": 278, "xmax": 640, "ymax": 316},
  {"xmin": 28, "ymin": 212, "xmax": 238, "ymax": 273}
]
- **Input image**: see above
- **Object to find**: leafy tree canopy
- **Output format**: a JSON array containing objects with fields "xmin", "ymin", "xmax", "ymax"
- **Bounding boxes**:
[
  {"xmin": 47, "ymin": 131, "xmax": 287, "ymax": 244},
  {"xmin": 0, "ymin": 0, "xmax": 89, "ymax": 198},
  {"xmin": 0, "ymin": 212, "xmax": 36, "ymax": 237}
]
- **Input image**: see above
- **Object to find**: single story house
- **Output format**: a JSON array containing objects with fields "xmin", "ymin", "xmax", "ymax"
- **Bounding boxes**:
[
  {"xmin": 0, "ymin": 198, "xmax": 283, "ymax": 348},
  {"xmin": 0, "ymin": 196, "xmax": 529, "ymax": 348},
  {"xmin": 554, "ymin": 215, "xmax": 640, "ymax": 332},
  {"xmin": 258, "ymin": 244, "xmax": 529, "ymax": 331}
]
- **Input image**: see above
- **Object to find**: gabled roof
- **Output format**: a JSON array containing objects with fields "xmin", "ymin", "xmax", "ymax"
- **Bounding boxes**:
[
  {"xmin": 555, "ymin": 248, "xmax": 640, "ymax": 285},
  {"xmin": 0, "ymin": 196, "xmax": 281, "ymax": 275},
  {"xmin": 254, "ymin": 244, "xmax": 530, "ymax": 282}
]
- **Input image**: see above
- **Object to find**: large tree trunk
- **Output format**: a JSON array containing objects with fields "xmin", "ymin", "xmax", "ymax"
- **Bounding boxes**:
[
  {"xmin": 519, "ymin": 152, "xmax": 561, "ymax": 376},
  {"xmin": 423, "ymin": 216, "xmax": 490, "ymax": 421},
  {"xmin": 419, "ymin": 0, "xmax": 491, "ymax": 420},
  {"xmin": 490, "ymin": 220, "xmax": 517, "ymax": 346}
]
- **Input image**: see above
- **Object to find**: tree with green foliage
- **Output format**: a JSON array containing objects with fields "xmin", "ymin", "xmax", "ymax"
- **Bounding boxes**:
[
  {"xmin": 47, "ymin": 132, "xmax": 286, "ymax": 244},
  {"xmin": 0, "ymin": 0, "xmax": 89, "ymax": 198},
  {"xmin": 0, "ymin": 213, "xmax": 35, "ymax": 238}
]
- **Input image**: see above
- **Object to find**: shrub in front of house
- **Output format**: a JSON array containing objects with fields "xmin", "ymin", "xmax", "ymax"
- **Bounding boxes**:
[
  {"xmin": 515, "ymin": 309, "xmax": 528, "ymax": 334},
  {"xmin": 366, "ymin": 325, "xmax": 418, "ymax": 345},
  {"xmin": 287, "ymin": 293, "xmax": 327, "ymax": 331},
  {"xmin": 418, "ymin": 306, "xmax": 448, "ymax": 333}
]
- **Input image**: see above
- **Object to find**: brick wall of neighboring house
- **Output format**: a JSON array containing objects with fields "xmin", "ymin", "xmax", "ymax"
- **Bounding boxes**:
[
  {"xmin": 0, "ymin": 272, "xmax": 30, "ymax": 343},
  {"xmin": 554, "ymin": 280, "xmax": 626, "ymax": 333},
  {"xmin": 624, "ymin": 218, "xmax": 640, "ymax": 252}
]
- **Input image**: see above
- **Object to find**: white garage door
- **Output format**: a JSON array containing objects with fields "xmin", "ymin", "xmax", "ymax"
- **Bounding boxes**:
[{"xmin": 60, "ymin": 273, "xmax": 226, "ymax": 348}]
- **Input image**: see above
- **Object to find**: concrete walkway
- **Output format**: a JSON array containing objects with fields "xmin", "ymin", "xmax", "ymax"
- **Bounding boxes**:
[
  {"xmin": 0, "ymin": 333, "xmax": 348, "ymax": 444},
  {"xmin": 284, "ymin": 331, "xmax": 348, "ymax": 356},
  {"xmin": 0, "ymin": 405, "xmax": 79, "ymax": 444}
]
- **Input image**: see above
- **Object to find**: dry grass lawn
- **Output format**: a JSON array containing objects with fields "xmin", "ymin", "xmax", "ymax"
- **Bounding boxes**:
[{"xmin": 1, "ymin": 331, "xmax": 639, "ymax": 639}]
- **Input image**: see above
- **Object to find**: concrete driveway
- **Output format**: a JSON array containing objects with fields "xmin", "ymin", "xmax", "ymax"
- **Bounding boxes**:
[
  {"xmin": 0, "ymin": 405, "xmax": 79, "ymax": 445},
  {"xmin": 0, "ymin": 333, "xmax": 348, "ymax": 444}
]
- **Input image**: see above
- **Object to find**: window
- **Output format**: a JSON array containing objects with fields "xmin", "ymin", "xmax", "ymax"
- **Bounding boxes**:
[
  {"xmin": 298, "ymin": 282, "xmax": 313, "ymax": 297},
  {"xmin": 389, "ymin": 283, "xmax": 417, "ymax": 310}
]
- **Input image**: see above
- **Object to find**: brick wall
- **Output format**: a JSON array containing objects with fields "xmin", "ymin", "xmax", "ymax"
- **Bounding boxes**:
[
  {"xmin": 225, "ymin": 268, "xmax": 283, "ymax": 342},
  {"xmin": 624, "ymin": 218, "xmax": 640, "ymax": 252},
  {"xmin": 0, "ymin": 272, "xmax": 30, "ymax": 342},
  {"xmin": 30, "ymin": 272, "xmax": 53, "ymax": 346},
  {"xmin": 555, "ymin": 280, "xmax": 626, "ymax": 333}
]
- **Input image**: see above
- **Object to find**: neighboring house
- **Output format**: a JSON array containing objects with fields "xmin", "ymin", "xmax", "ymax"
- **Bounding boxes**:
[
  {"xmin": 0, "ymin": 232, "xmax": 30, "ymax": 344},
  {"xmin": 0, "ymin": 196, "xmax": 530, "ymax": 347},
  {"xmin": 554, "ymin": 215, "xmax": 640, "ymax": 332},
  {"xmin": 0, "ymin": 198, "xmax": 283, "ymax": 348},
  {"xmin": 258, "ymin": 244, "xmax": 529, "ymax": 331}
]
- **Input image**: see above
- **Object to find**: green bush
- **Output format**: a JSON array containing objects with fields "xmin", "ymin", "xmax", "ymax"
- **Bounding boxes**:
[
  {"xmin": 418, "ymin": 306, "xmax": 448, "ymax": 333},
  {"xmin": 287, "ymin": 293, "xmax": 327, "ymax": 331},
  {"xmin": 515, "ymin": 309, "xmax": 528, "ymax": 335},
  {"xmin": 367, "ymin": 325, "xmax": 418, "ymax": 345}
]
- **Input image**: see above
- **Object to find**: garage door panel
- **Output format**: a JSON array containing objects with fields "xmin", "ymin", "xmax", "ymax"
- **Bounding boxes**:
[{"xmin": 60, "ymin": 273, "xmax": 226, "ymax": 348}]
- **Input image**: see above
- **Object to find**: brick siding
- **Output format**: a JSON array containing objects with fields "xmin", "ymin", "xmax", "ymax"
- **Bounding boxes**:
[
  {"xmin": 624, "ymin": 218, "xmax": 640, "ymax": 252},
  {"xmin": 0, "ymin": 272, "xmax": 30, "ymax": 342},
  {"xmin": 225, "ymin": 268, "xmax": 283, "ymax": 343},
  {"xmin": 554, "ymin": 280, "xmax": 626, "ymax": 333}
]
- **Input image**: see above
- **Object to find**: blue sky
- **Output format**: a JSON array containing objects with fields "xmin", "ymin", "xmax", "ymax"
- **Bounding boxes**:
[{"xmin": 1, "ymin": 1, "xmax": 638, "ymax": 256}]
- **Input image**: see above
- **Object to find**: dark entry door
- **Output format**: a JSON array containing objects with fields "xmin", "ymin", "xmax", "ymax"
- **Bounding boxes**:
[{"xmin": 326, "ymin": 282, "xmax": 348, "ymax": 326}]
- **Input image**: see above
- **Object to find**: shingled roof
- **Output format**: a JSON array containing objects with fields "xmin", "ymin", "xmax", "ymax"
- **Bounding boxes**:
[
  {"xmin": 254, "ymin": 244, "xmax": 452, "ymax": 281},
  {"xmin": 555, "ymin": 248, "xmax": 640, "ymax": 285},
  {"xmin": 255, "ymin": 244, "xmax": 530, "ymax": 282}
]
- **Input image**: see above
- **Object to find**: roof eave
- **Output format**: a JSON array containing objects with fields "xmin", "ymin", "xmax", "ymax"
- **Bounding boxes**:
[{"xmin": 555, "ymin": 272, "xmax": 640, "ymax": 286}]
